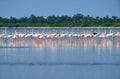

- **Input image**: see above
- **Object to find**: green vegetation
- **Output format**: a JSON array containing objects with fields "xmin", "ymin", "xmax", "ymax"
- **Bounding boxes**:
[{"xmin": 0, "ymin": 13, "xmax": 120, "ymax": 27}]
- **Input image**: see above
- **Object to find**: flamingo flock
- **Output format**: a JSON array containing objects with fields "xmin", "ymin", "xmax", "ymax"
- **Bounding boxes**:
[
  {"xmin": 0, "ymin": 29, "xmax": 120, "ymax": 47},
  {"xmin": 0, "ymin": 31, "xmax": 120, "ymax": 39}
]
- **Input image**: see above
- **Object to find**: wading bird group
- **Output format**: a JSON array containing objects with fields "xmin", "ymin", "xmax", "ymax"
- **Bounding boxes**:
[{"xmin": 0, "ymin": 29, "xmax": 120, "ymax": 48}]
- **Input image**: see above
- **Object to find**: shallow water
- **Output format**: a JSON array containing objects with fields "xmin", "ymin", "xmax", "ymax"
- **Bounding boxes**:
[{"xmin": 0, "ymin": 28, "xmax": 120, "ymax": 79}]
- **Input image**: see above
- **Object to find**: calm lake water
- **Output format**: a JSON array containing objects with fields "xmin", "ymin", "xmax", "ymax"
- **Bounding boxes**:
[{"xmin": 0, "ymin": 28, "xmax": 120, "ymax": 79}]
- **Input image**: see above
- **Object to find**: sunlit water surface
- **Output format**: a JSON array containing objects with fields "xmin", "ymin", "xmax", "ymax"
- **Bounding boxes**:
[{"xmin": 0, "ymin": 28, "xmax": 120, "ymax": 79}]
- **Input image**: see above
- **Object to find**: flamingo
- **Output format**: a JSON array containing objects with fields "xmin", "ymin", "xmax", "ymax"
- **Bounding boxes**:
[{"xmin": 115, "ymin": 32, "xmax": 120, "ymax": 37}]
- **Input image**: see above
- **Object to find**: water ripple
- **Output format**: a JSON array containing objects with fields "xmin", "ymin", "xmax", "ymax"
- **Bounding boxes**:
[{"xmin": 0, "ymin": 62, "xmax": 120, "ymax": 66}]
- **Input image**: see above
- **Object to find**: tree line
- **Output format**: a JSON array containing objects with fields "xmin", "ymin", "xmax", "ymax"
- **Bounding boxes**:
[{"xmin": 0, "ymin": 13, "xmax": 120, "ymax": 27}]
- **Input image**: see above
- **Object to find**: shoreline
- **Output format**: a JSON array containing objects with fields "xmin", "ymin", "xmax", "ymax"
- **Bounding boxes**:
[{"xmin": 0, "ymin": 26, "xmax": 120, "ymax": 29}]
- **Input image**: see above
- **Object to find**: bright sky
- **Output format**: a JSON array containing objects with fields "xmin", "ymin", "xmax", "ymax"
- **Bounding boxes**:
[{"xmin": 0, "ymin": 0, "xmax": 120, "ymax": 18}]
